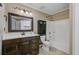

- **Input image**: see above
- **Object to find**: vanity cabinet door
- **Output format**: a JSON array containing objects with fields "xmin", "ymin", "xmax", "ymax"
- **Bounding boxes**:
[
  {"xmin": 30, "ymin": 36, "xmax": 39, "ymax": 55},
  {"xmin": 2, "ymin": 40, "xmax": 18, "ymax": 55},
  {"xmin": 2, "ymin": 36, "xmax": 40, "ymax": 55},
  {"xmin": 18, "ymin": 39, "xmax": 30, "ymax": 55}
]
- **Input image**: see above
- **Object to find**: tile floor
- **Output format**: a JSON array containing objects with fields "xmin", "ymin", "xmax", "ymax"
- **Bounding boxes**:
[{"xmin": 39, "ymin": 48, "xmax": 67, "ymax": 55}]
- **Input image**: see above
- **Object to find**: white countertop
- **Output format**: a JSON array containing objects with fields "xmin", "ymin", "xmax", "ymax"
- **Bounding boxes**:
[{"xmin": 2, "ymin": 33, "xmax": 39, "ymax": 40}]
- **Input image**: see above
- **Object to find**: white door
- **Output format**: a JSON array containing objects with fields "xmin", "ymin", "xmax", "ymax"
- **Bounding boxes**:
[{"xmin": 46, "ymin": 21, "xmax": 55, "ymax": 47}]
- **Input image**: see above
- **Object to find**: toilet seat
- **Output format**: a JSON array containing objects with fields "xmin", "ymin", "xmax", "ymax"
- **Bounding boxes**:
[
  {"xmin": 40, "ymin": 35, "xmax": 50, "ymax": 51},
  {"xmin": 42, "ymin": 41, "xmax": 49, "ymax": 46}
]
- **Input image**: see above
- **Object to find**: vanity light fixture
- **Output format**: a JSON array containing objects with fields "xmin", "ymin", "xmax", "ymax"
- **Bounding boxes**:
[
  {"xmin": 14, "ymin": 7, "xmax": 32, "ymax": 16},
  {"xmin": 29, "ymin": 12, "xmax": 32, "ymax": 15},
  {"xmin": 25, "ymin": 11, "xmax": 29, "ymax": 14},
  {"xmin": 21, "ymin": 10, "xmax": 24, "ymax": 13}
]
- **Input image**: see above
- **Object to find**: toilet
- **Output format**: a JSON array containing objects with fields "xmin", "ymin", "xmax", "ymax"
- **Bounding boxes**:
[{"xmin": 40, "ymin": 35, "xmax": 50, "ymax": 52}]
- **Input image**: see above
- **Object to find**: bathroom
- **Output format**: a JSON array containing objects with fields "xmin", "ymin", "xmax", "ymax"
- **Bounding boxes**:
[{"xmin": 0, "ymin": 3, "xmax": 77, "ymax": 55}]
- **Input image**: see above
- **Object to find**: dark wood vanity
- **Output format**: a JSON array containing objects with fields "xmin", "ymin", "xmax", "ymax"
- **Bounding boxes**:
[
  {"xmin": 2, "ymin": 36, "xmax": 40, "ymax": 55},
  {"xmin": 2, "ymin": 13, "xmax": 40, "ymax": 55}
]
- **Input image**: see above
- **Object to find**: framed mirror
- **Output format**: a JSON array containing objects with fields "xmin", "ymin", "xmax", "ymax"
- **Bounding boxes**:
[{"xmin": 8, "ymin": 13, "xmax": 33, "ymax": 32}]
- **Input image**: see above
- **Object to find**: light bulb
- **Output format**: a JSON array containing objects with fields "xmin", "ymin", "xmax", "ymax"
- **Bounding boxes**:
[
  {"xmin": 29, "ymin": 12, "xmax": 32, "ymax": 15},
  {"xmin": 21, "ymin": 10, "xmax": 24, "ymax": 13},
  {"xmin": 25, "ymin": 11, "xmax": 28, "ymax": 14}
]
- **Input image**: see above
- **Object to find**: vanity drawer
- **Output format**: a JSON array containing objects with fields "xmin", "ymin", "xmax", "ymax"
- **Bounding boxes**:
[
  {"xmin": 30, "ymin": 37, "xmax": 39, "ymax": 43},
  {"xmin": 31, "ymin": 40, "xmax": 38, "ymax": 43},
  {"xmin": 2, "ymin": 39, "xmax": 17, "ymax": 45}
]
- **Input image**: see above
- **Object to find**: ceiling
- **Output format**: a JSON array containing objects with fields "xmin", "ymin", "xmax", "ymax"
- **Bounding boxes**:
[{"xmin": 22, "ymin": 3, "xmax": 69, "ymax": 15}]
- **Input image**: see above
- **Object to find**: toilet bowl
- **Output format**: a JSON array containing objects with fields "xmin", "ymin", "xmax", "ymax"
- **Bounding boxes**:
[{"xmin": 40, "ymin": 35, "xmax": 49, "ymax": 51}]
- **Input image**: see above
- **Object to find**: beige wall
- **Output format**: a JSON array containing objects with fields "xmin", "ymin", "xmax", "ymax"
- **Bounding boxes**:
[
  {"xmin": 50, "ymin": 9, "xmax": 69, "ymax": 21},
  {"xmin": 5, "ymin": 3, "xmax": 51, "ymax": 33},
  {"xmin": 4, "ymin": 3, "xmax": 69, "ymax": 33}
]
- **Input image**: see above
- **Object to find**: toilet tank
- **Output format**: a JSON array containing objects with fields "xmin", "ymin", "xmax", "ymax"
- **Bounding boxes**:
[{"xmin": 40, "ymin": 35, "xmax": 46, "ymax": 42}]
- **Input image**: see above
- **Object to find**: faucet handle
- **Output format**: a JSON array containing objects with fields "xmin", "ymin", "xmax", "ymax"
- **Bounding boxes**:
[{"xmin": 21, "ymin": 32, "xmax": 25, "ymax": 35}]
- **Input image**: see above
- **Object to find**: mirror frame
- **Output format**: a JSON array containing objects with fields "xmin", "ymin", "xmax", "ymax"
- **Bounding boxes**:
[{"xmin": 8, "ymin": 13, "xmax": 33, "ymax": 32}]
